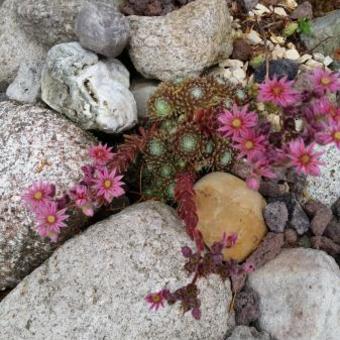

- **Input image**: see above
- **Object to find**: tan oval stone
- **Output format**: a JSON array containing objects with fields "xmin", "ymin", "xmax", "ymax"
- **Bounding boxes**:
[{"xmin": 194, "ymin": 172, "xmax": 267, "ymax": 261}]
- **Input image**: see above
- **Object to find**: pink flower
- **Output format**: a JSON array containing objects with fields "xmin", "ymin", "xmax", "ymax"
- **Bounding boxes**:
[
  {"xmin": 309, "ymin": 68, "xmax": 340, "ymax": 94},
  {"xmin": 81, "ymin": 165, "xmax": 96, "ymax": 185},
  {"xmin": 89, "ymin": 144, "xmax": 113, "ymax": 165},
  {"xmin": 288, "ymin": 138, "xmax": 323, "ymax": 176},
  {"xmin": 22, "ymin": 182, "xmax": 55, "ymax": 210},
  {"xmin": 258, "ymin": 76, "xmax": 300, "ymax": 107},
  {"xmin": 317, "ymin": 120, "xmax": 340, "ymax": 149},
  {"xmin": 145, "ymin": 290, "xmax": 168, "ymax": 311},
  {"xmin": 246, "ymin": 176, "xmax": 260, "ymax": 190},
  {"xmin": 70, "ymin": 185, "xmax": 90, "ymax": 207},
  {"xmin": 35, "ymin": 202, "xmax": 69, "ymax": 242},
  {"xmin": 233, "ymin": 130, "xmax": 267, "ymax": 158},
  {"xmin": 218, "ymin": 104, "xmax": 257, "ymax": 139},
  {"xmin": 94, "ymin": 167, "xmax": 125, "ymax": 202}
]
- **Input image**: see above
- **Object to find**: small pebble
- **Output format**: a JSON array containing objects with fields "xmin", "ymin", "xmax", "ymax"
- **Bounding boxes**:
[
  {"xmin": 246, "ymin": 30, "xmax": 263, "ymax": 45},
  {"xmin": 272, "ymin": 45, "xmax": 286, "ymax": 59},
  {"xmin": 273, "ymin": 7, "xmax": 288, "ymax": 16},
  {"xmin": 290, "ymin": 201, "xmax": 310, "ymax": 235},
  {"xmin": 284, "ymin": 49, "xmax": 300, "ymax": 60},
  {"xmin": 264, "ymin": 202, "xmax": 289, "ymax": 233},
  {"xmin": 298, "ymin": 54, "xmax": 313, "ymax": 64},
  {"xmin": 234, "ymin": 287, "xmax": 261, "ymax": 326},
  {"xmin": 323, "ymin": 56, "xmax": 334, "ymax": 67},
  {"xmin": 232, "ymin": 38, "xmax": 253, "ymax": 61},
  {"xmin": 313, "ymin": 52, "xmax": 325, "ymax": 62},
  {"xmin": 284, "ymin": 228, "xmax": 298, "ymax": 245}
]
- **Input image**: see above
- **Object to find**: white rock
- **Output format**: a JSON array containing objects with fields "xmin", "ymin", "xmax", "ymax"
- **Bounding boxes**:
[
  {"xmin": 221, "ymin": 59, "xmax": 244, "ymax": 69},
  {"xmin": 248, "ymin": 248, "xmax": 340, "ymax": 340},
  {"xmin": 232, "ymin": 68, "xmax": 246, "ymax": 81},
  {"xmin": 273, "ymin": 7, "xmax": 288, "ymax": 16},
  {"xmin": 305, "ymin": 59, "xmax": 324, "ymax": 69},
  {"xmin": 246, "ymin": 30, "xmax": 263, "ymax": 45},
  {"xmin": 6, "ymin": 60, "xmax": 44, "ymax": 103},
  {"xmin": 252, "ymin": 3, "xmax": 270, "ymax": 16},
  {"xmin": 284, "ymin": 48, "xmax": 300, "ymax": 60},
  {"xmin": 131, "ymin": 79, "xmax": 159, "ymax": 118},
  {"xmin": 286, "ymin": 42, "xmax": 296, "ymax": 49},
  {"xmin": 270, "ymin": 34, "xmax": 285, "ymax": 45},
  {"xmin": 226, "ymin": 326, "xmax": 271, "ymax": 340},
  {"xmin": 323, "ymin": 55, "xmax": 334, "ymax": 66},
  {"xmin": 306, "ymin": 144, "xmax": 340, "ymax": 206},
  {"xmin": 0, "ymin": 101, "xmax": 96, "ymax": 290},
  {"xmin": 0, "ymin": 202, "xmax": 235, "ymax": 340},
  {"xmin": 279, "ymin": 0, "xmax": 298, "ymax": 10},
  {"xmin": 313, "ymin": 52, "xmax": 325, "ymax": 62},
  {"xmin": 298, "ymin": 54, "xmax": 313, "ymax": 64},
  {"xmin": 41, "ymin": 42, "xmax": 137, "ymax": 133},
  {"xmin": 272, "ymin": 45, "xmax": 286, "ymax": 59}
]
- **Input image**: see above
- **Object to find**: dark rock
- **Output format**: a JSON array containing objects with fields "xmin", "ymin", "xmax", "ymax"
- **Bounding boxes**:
[
  {"xmin": 290, "ymin": 1, "xmax": 313, "ymax": 20},
  {"xmin": 231, "ymin": 160, "xmax": 252, "ymax": 180},
  {"xmin": 286, "ymin": 168, "xmax": 307, "ymax": 194},
  {"xmin": 332, "ymin": 197, "xmax": 340, "ymax": 219},
  {"xmin": 231, "ymin": 272, "xmax": 247, "ymax": 294},
  {"xmin": 290, "ymin": 201, "xmax": 310, "ymax": 235},
  {"xmin": 284, "ymin": 228, "xmax": 298, "ymax": 245},
  {"xmin": 325, "ymin": 218, "xmax": 340, "ymax": 244},
  {"xmin": 304, "ymin": 200, "xmax": 333, "ymax": 236},
  {"xmin": 254, "ymin": 59, "xmax": 299, "ymax": 83},
  {"xmin": 232, "ymin": 38, "xmax": 252, "ymax": 61},
  {"xmin": 244, "ymin": 232, "xmax": 285, "ymax": 270},
  {"xmin": 234, "ymin": 287, "xmax": 261, "ymax": 326},
  {"xmin": 264, "ymin": 202, "xmax": 289, "ymax": 233},
  {"xmin": 311, "ymin": 236, "xmax": 340, "ymax": 257},
  {"xmin": 237, "ymin": 0, "xmax": 259, "ymax": 11},
  {"xmin": 259, "ymin": 180, "xmax": 288, "ymax": 198},
  {"xmin": 298, "ymin": 235, "xmax": 312, "ymax": 248}
]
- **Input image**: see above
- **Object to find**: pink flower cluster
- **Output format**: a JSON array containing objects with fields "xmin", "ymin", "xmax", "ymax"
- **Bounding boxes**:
[
  {"xmin": 218, "ymin": 67, "xmax": 340, "ymax": 190},
  {"xmin": 22, "ymin": 144, "xmax": 125, "ymax": 242}
]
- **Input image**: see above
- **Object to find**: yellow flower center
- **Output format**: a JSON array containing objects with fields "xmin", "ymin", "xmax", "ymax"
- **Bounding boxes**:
[
  {"xmin": 300, "ymin": 154, "xmax": 311, "ymax": 165},
  {"xmin": 152, "ymin": 294, "xmax": 161, "ymax": 303},
  {"xmin": 245, "ymin": 140, "xmax": 254, "ymax": 150},
  {"xmin": 232, "ymin": 118, "xmax": 242, "ymax": 128},
  {"xmin": 47, "ymin": 215, "xmax": 56, "ymax": 224},
  {"xmin": 333, "ymin": 131, "xmax": 340, "ymax": 141},
  {"xmin": 33, "ymin": 191, "xmax": 43, "ymax": 200},
  {"xmin": 272, "ymin": 85, "xmax": 283, "ymax": 96},
  {"xmin": 320, "ymin": 77, "xmax": 331, "ymax": 85},
  {"xmin": 104, "ymin": 179, "xmax": 112, "ymax": 189}
]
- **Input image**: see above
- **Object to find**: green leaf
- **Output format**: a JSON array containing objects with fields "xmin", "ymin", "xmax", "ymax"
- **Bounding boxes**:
[{"xmin": 297, "ymin": 18, "xmax": 312, "ymax": 36}]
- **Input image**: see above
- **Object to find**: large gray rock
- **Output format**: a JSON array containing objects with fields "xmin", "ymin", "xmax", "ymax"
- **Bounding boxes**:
[
  {"xmin": 41, "ymin": 42, "xmax": 137, "ymax": 133},
  {"xmin": 0, "ymin": 101, "xmax": 96, "ymax": 290},
  {"xmin": 128, "ymin": 0, "xmax": 233, "ymax": 81},
  {"xmin": 248, "ymin": 248, "xmax": 340, "ymax": 340},
  {"xmin": 6, "ymin": 60, "xmax": 44, "ymax": 103},
  {"xmin": 226, "ymin": 326, "xmax": 272, "ymax": 340},
  {"xmin": 0, "ymin": 202, "xmax": 234, "ymax": 340},
  {"xmin": 306, "ymin": 144, "xmax": 340, "ymax": 206},
  {"xmin": 75, "ymin": 2, "xmax": 130, "ymax": 58},
  {"xmin": 0, "ymin": 0, "xmax": 47, "ymax": 87},
  {"xmin": 301, "ymin": 10, "xmax": 340, "ymax": 57},
  {"xmin": 16, "ymin": 0, "xmax": 122, "ymax": 47}
]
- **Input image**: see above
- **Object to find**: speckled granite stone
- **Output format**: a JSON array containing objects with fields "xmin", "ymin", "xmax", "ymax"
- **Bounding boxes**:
[
  {"xmin": 0, "ymin": 202, "xmax": 234, "ymax": 340},
  {"xmin": 306, "ymin": 144, "xmax": 340, "ymax": 206},
  {"xmin": 0, "ymin": 101, "xmax": 96, "ymax": 290},
  {"xmin": 128, "ymin": 0, "xmax": 233, "ymax": 81}
]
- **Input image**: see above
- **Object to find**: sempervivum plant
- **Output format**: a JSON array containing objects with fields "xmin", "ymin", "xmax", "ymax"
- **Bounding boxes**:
[{"xmin": 22, "ymin": 69, "xmax": 340, "ymax": 319}]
